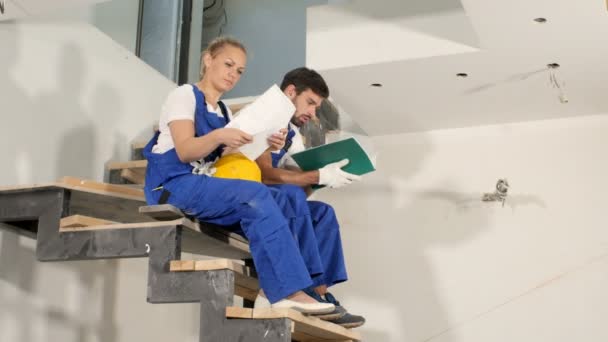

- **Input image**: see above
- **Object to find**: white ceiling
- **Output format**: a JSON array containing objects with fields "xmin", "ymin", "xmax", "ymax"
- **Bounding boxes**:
[{"xmin": 307, "ymin": 0, "xmax": 608, "ymax": 135}]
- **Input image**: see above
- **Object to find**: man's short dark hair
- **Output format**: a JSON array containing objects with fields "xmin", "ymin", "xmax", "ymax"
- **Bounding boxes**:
[{"xmin": 280, "ymin": 67, "xmax": 329, "ymax": 98}]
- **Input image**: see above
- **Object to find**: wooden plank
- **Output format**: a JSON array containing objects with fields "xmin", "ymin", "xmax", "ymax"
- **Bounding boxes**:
[
  {"xmin": 60, "ymin": 215, "xmax": 118, "ymax": 229},
  {"xmin": 59, "ymin": 176, "xmax": 144, "ymax": 200},
  {"xmin": 181, "ymin": 228, "xmax": 251, "ymax": 260},
  {"xmin": 235, "ymin": 284, "xmax": 259, "ymax": 301},
  {"xmin": 252, "ymin": 308, "xmax": 361, "ymax": 341},
  {"xmin": 226, "ymin": 307, "xmax": 253, "ymax": 319},
  {"xmin": 58, "ymin": 218, "xmax": 196, "ymax": 233},
  {"xmin": 131, "ymin": 141, "xmax": 147, "ymax": 160},
  {"xmin": 171, "ymin": 259, "xmax": 259, "ymax": 300},
  {"xmin": 170, "ymin": 259, "xmax": 256, "ymax": 281},
  {"xmin": 67, "ymin": 188, "xmax": 152, "ymax": 224},
  {"xmin": 107, "ymin": 160, "xmax": 147, "ymax": 170},
  {"xmin": 131, "ymin": 141, "xmax": 147, "ymax": 151},
  {"xmin": 120, "ymin": 168, "xmax": 145, "ymax": 184},
  {"xmin": 170, "ymin": 259, "xmax": 196, "ymax": 271},
  {"xmin": 139, "ymin": 204, "xmax": 185, "ymax": 220},
  {"xmin": 0, "ymin": 178, "xmax": 145, "ymax": 201},
  {"xmin": 0, "ymin": 183, "xmax": 57, "ymax": 192},
  {"xmin": 140, "ymin": 204, "xmax": 249, "ymax": 244}
]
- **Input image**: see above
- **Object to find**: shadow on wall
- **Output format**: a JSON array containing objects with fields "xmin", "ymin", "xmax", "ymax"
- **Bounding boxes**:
[
  {"xmin": 34, "ymin": 42, "xmax": 124, "ymax": 181},
  {"xmin": 0, "ymin": 22, "xmax": 34, "ymax": 185},
  {"xmin": 320, "ymin": 127, "xmax": 492, "ymax": 342},
  {"xmin": 32, "ymin": 42, "xmax": 98, "ymax": 181},
  {"xmin": 1, "ymin": 23, "xmax": 126, "ymax": 184},
  {"xmin": 0, "ymin": 228, "xmax": 120, "ymax": 342}
]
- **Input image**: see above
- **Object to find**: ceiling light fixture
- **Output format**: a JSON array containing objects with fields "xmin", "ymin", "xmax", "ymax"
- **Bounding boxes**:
[
  {"xmin": 370, "ymin": 83, "xmax": 383, "ymax": 87},
  {"xmin": 534, "ymin": 17, "xmax": 547, "ymax": 23},
  {"xmin": 456, "ymin": 73, "xmax": 468, "ymax": 78}
]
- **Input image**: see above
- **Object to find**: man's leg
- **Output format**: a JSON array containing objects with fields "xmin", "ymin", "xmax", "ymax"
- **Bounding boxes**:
[
  {"xmin": 267, "ymin": 184, "xmax": 325, "ymax": 281},
  {"xmin": 308, "ymin": 201, "xmax": 348, "ymax": 289}
]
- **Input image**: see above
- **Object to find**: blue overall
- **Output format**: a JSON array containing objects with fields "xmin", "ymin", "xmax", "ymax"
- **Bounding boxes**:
[
  {"xmin": 270, "ymin": 126, "xmax": 348, "ymax": 288},
  {"xmin": 143, "ymin": 85, "xmax": 313, "ymax": 303}
]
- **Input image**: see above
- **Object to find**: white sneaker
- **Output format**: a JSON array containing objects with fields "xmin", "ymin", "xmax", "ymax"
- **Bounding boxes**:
[{"xmin": 254, "ymin": 294, "xmax": 335, "ymax": 315}]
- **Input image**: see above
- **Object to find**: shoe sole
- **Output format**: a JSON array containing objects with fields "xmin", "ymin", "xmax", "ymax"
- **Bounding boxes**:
[
  {"xmin": 314, "ymin": 311, "xmax": 345, "ymax": 321},
  {"xmin": 338, "ymin": 321, "xmax": 365, "ymax": 329}
]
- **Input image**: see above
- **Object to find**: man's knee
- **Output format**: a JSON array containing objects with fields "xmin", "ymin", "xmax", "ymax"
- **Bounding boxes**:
[
  {"xmin": 280, "ymin": 184, "xmax": 308, "ymax": 202},
  {"xmin": 309, "ymin": 200, "xmax": 334, "ymax": 215}
]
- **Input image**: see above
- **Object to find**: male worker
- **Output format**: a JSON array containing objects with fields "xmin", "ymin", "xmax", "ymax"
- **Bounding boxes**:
[{"xmin": 255, "ymin": 67, "xmax": 365, "ymax": 328}]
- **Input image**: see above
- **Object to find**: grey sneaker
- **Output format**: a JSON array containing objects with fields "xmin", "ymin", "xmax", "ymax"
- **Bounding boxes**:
[
  {"xmin": 324, "ymin": 292, "xmax": 366, "ymax": 329},
  {"xmin": 331, "ymin": 311, "xmax": 366, "ymax": 328},
  {"xmin": 315, "ymin": 304, "xmax": 347, "ymax": 321}
]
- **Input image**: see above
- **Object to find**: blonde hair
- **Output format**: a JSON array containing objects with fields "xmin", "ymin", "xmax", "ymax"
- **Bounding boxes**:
[{"xmin": 199, "ymin": 36, "xmax": 247, "ymax": 79}]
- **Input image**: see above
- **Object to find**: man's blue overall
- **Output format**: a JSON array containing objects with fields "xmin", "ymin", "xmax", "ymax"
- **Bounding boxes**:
[
  {"xmin": 270, "ymin": 125, "xmax": 348, "ymax": 288},
  {"xmin": 143, "ymin": 85, "xmax": 313, "ymax": 303}
]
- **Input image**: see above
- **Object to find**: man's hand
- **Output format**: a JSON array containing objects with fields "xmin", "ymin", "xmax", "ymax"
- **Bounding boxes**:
[
  {"xmin": 267, "ymin": 128, "xmax": 288, "ymax": 151},
  {"xmin": 318, "ymin": 159, "xmax": 361, "ymax": 188}
]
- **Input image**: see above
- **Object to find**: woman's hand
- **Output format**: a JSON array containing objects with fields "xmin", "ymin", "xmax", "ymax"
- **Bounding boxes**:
[
  {"xmin": 216, "ymin": 128, "xmax": 253, "ymax": 148},
  {"xmin": 267, "ymin": 128, "xmax": 287, "ymax": 151}
]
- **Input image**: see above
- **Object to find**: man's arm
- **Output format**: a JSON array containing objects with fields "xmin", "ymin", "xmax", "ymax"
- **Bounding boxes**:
[{"xmin": 256, "ymin": 151, "xmax": 319, "ymax": 186}]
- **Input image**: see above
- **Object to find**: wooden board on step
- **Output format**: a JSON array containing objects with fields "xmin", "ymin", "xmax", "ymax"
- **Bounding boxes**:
[
  {"xmin": 226, "ymin": 307, "xmax": 361, "ymax": 342},
  {"xmin": 140, "ymin": 204, "xmax": 251, "ymax": 258},
  {"xmin": 107, "ymin": 160, "xmax": 147, "ymax": 185},
  {"xmin": 170, "ymin": 259, "xmax": 258, "ymax": 301}
]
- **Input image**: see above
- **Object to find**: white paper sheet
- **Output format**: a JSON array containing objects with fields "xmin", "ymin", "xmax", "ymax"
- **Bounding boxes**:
[{"xmin": 226, "ymin": 84, "xmax": 294, "ymax": 160}]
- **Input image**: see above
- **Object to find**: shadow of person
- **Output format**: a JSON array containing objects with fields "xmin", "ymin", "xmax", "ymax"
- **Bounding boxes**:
[
  {"xmin": 28, "ymin": 42, "xmax": 98, "ymax": 181},
  {"xmin": 87, "ymin": 82, "xmax": 125, "ymax": 181},
  {"xmin": 315, "ymin": 132, "xmax": 491, "ymax": 342},
  {"xmin": 0, "ymin": 21, "xmax": 39, "ymax": 342},
  {"xmin": 24, "ymin": 42, "xmax": 119, "ymax": 341},
  {"xmin": 0, "ymin": 21, "xmax": 35, "ymax": 185}
]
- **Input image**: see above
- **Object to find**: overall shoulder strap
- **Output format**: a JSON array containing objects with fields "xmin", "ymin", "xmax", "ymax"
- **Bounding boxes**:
[{"xmin": 217, "ymin": 101, "xmax": 230, "ymax": 123}]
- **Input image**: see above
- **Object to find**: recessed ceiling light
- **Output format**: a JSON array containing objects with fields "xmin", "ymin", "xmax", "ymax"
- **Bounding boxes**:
[
  {"xmin": 456, "ymin": 73, "xmax": 469, "ymax": 78},
  {"xmin": 547, "ymin": 63, "xmax": 560, "ymax": 69},
  {"xmin": 370, "ymin": 83, "xmax": 383, "ymax": 87},
  {"xmin": 534, "ymin": 17, "xmax": 547, "ymax": 23}
]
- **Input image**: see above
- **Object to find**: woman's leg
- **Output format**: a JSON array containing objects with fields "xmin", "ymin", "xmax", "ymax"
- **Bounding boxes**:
[{"xmin": 161, "ymin": 175, "xmax": 312, "ymax": 303}]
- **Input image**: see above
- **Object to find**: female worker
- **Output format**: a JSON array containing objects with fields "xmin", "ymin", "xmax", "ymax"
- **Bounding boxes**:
[{"xmin": 142, "ymin": 37, "xmax": 334, "ymax": 314}]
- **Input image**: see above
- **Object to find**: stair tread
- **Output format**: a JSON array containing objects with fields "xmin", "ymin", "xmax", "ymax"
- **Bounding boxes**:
[
  {"xmin": 107, "ymin": 160, "xmax": 147, "ymax": 170},
  {"xmin": 171, "ymin": 259, "xmax": 258, "ymax": 300},
  {"xmin": 60, "ymin": 215, "xmax": 119, "ymax": 229},
  {"xmin": 140, "ymin": 204, "xmax": 250, "ymax": 244},
  {"xmin": 58, "ymin": 217, "xmax": 196, "ymax": 232},
  {"xmin": 0, "ymin": 178, "xmax": 251, "ymax": 260},
  {"xmin": 226, "ymin": 307, "xmax": 361, "ymax": 341}
]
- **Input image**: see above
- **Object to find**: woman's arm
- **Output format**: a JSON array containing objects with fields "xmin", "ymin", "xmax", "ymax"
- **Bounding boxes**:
[{"xmin": 170, "ymin": 120, "xmax": 252, "ymax": 163}]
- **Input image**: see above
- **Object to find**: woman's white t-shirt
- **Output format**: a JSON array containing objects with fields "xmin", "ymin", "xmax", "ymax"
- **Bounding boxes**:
[{"xmin": 152, "ymin": 84, "xmax": 233, "ymax": 154}]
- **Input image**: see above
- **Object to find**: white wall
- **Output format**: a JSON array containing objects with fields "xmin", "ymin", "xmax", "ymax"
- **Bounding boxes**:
[
  {"xmin": 0, "ymin": 20, "xmax": 174, "ymax": 185},
  {"xmin": 0, "ymin": 19, "xmax": 202, "ymax": 342},
  {"xmin": 217, "ymin": 0, "xmax": 326, "ymax": 98},
  {"xmin": 91, "ymin": 0, "xmax": 140, "ymax": 53},
  {"xmin": 313, "ymin": 113, "xmax": 608, "ymax": 341}
]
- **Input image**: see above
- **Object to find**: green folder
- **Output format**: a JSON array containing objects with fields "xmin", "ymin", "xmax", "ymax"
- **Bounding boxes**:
[{"xmin": 290, "ymin": 137, "xmax": 376, "ymax": 176}]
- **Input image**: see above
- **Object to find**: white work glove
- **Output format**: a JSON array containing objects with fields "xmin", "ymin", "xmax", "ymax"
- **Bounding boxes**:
[{"xmin": 318, "ymin": 159, "xmax": 361, "ymax": 189}]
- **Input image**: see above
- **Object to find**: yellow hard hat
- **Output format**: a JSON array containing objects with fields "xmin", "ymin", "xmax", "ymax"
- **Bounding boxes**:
[{"xmin": 213, "ymin": 153, "xmax": 262, "ymax": 183}]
